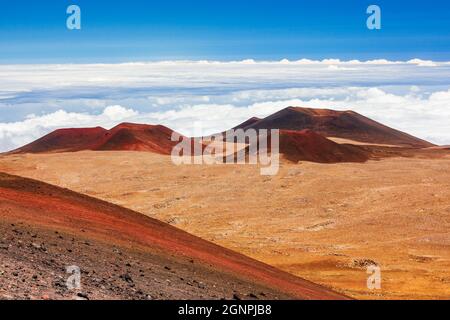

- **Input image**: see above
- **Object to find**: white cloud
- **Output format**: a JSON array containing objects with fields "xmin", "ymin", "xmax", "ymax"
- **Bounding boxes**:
[
  {"xmin": 0, "ymin": 105, "xmax": 138, "ymax": 152},
  {"xmin": 0, "ymin": 58, "xmax": 449, "ymax": 151},
  {"xmin": 101, "ymin": 105, "xmax": 138, "ymax": 121},
  {"xmin": 1, "ymin": 87, "xmax": 450, "ymax": 151},
  {"xmin": 407, "ymin": 58, "xmax": 438, "ymax": 67}
]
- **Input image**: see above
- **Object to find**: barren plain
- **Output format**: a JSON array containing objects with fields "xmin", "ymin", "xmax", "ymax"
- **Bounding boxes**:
[{"xmin": 0, "ymin": 151, "xmax": 449, "ymax": 299}]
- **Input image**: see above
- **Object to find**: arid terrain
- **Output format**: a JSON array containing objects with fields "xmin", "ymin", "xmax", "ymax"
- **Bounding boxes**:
[
  {"xmin": 1, "ymin": 107, "xmax": 449, "ymax": 300},
  {"xmin": 0, "ymin": 172, "xmax": 345, "ymax": 300},
  {"xmin": 1, "ymin": 149, "xmax": 449, "ymax": 299}
]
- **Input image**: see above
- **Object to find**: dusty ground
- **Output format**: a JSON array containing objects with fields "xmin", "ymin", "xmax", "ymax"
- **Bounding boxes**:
[
  {"xmin": 0, "ymin": 219, "xmax": 285, "ymax": 300},
  {"xmin": 0, "ymin": 151, "xmax": 449, "ymax": 299},
  {"xmin": 1, "ymin": 172, "xmax": 344, "ymax": 300}
]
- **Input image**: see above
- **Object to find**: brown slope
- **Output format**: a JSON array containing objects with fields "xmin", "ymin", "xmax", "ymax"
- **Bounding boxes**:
[
  {"xmin": 95, "ymin": 123, "xmax": 179, "ymax": 155},
  {"xmin": 9, "ymin": 127, "xmax": 108, "ymax": 154},
  {"xmin": 277, "ymin": 130, "xmax": 369, "ymax": 163},
  {"xmin": 232, "ymin": 117, "xmax": 261, "ymax": 130},
  {"xmin": 226, "ymin": 129, "xmax": 370, "ymax": 164},
  {"xmin": 241, "ymin": 107, "xmax": 434, "ymax": 148},
  {"xmin": 9, "ymin": 123, "xmax": 182, "ymax": 155},
  {"xmin": 0, "ymin": 172, "xmax": 347, "ymax": 300}
]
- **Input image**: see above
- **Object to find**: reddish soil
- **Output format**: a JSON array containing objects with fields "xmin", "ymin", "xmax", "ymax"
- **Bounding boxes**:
[
  {"xmin": 96, "ymin": 123, "xmax": 178, "ymax": 154},
  {"xmin": 277, "ymin": 129, "xmax": 370, "ymax": 163},
  {"xmin": 234, "ymin": 129, "xmax": 370, "ymax": 164},
  {"xmin": 0, "ymin": 172, "xmax": 347, "ymax": 300},
  {"xmin": 9, "ymin": 127, "xmax": 109, "ymax": 154},
  {"xmin": 9, "ymin": 123, "xmax": 183, "ymax": 155},
  {"xmin": 239, "ymin": 107, "xmax": 434, "ymax": 148},
  {"xmin": 232, "ymin": 117, "xmax": 262, "ymax": 130},
  {"xmin": 9, "ymin": 108, "xmax": 436, "ymax": 164}
]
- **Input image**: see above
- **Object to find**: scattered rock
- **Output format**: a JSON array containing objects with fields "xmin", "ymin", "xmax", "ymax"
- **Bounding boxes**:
[
  {"xmin": 233, "ymin": 293, "xmax": 242, "ymax": 300},
  {"xmin": 120, "ymin": 273, "xmax": 133, "ymax": 283},
  {"xmin": 31, "ymin": 243, "xmax": 42, "ymax": 250},
  {"xmin": 351, "ymin": 258, "xmax": 379, "ymax": 269},
  {"xmin": 197, "ymin": 282, "xmax": 206, "ymax": 289},
  {"xmin": 76, "ymin": 292, "xmax": 89, "ymax": 300}
]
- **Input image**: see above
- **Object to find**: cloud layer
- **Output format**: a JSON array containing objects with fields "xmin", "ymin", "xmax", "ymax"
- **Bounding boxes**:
[{"xmin": 1, "ymin": 59, "xmax": 450, "ymax": 151}]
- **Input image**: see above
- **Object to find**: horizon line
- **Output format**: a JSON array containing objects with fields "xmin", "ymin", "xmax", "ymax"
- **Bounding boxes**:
[{"xmin": 1, "ymin": 58, "xmax": 449, "ymax": 67}]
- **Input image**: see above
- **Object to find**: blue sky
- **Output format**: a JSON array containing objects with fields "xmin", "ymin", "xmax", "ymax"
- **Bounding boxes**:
[
  {"xmin": 1, "ymin": 1, "xmax": 450, "ymax": 150},
  {"xmin": 1, "ymin": 0, "xmax": 449, "ymax": 63}
]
